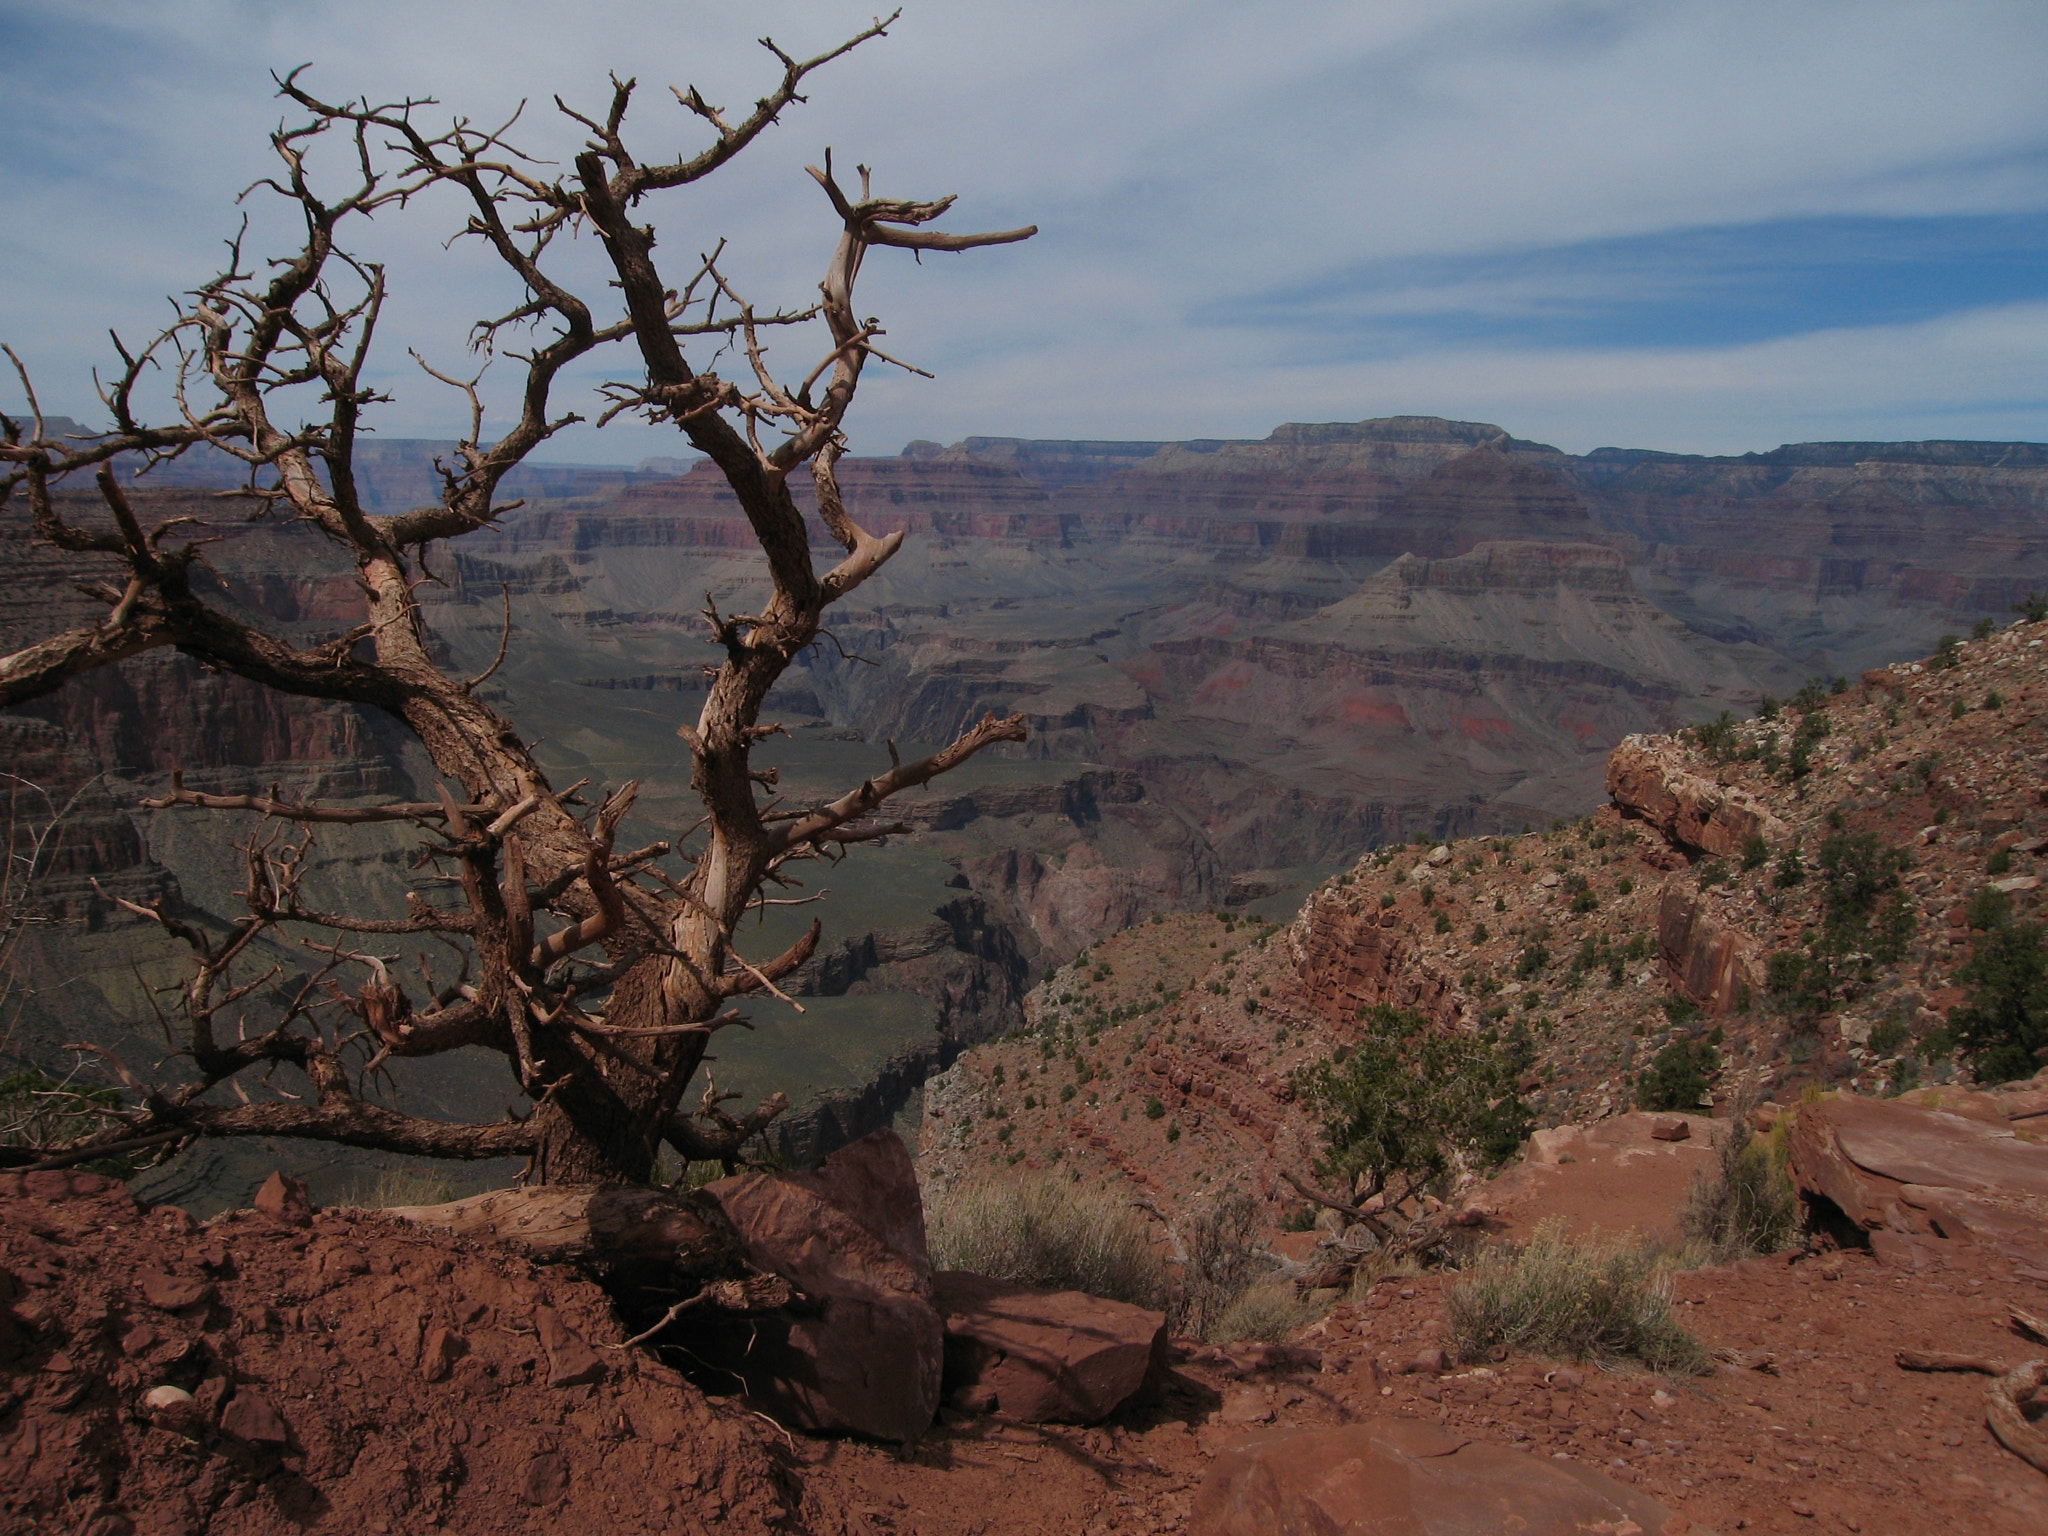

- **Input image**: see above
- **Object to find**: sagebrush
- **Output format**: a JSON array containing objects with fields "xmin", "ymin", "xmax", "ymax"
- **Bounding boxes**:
[{"xmin": 1678, "ymin": 1115, "xmax": 1799, "ymax": 1263}]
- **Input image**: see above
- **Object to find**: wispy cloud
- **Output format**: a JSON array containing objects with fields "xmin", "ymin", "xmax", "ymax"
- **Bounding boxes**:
[{"xmin": 3, "ymin": 0, "xmax": 2046, "ymax": 458}]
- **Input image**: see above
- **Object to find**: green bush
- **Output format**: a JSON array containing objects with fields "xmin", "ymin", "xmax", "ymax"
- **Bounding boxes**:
[
  {"xmin": 1446, "ymin": 1220, "xmax": 1709, "ymax": 1374},
  {"xmin": 925, "ymin": 1173, "xmax": 1167, "ymax": 1306},
  {"xmin": 1951, "ymin": 919, "xmax": 2048, "ymax": 1085},
  {"xmin": 1739, "ymin": 834, "xmax": 1769, "ymax": 872},
  {"xmin": 1295, "ymin": 1006, "xmax": 1529, "ymax": 1206},
  {"xmin": 1515, "ymin": 944, "xmax": 1550, "ymax": 980},
  {"xmin": 1144, "ymin": 1095, "xmax": 1166, "ymax": 1119},
  {"xmin": 1678, "ymin": 1115, "xmax": 1798, "ymax": 1262},
  {"xmin": 1636, "ymin": 1037, "xmax": 1717, "ymax": 1111}
]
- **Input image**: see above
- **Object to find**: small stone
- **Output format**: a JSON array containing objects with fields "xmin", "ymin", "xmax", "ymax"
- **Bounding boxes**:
[
  {"xmin": 1787, "ymin": 1497, "xmax": 1815, "ymax": 1518},
  {"xmin": 219, "ymin": 1389, "xmax": 291, "ymax": 1447},
  {"xmin": 520, "ymin": 1451, "xmax": 570, "ymax": 1506},
  {"xmin": 1409, "ymin": 1346, "xmax": 1452, "ymax": 1376},
  {"xmin": 119, "ymin": 1325, "xmax": 157, "ymax": 1357},
  {"xmin": 142, "ymin": 1384, "xmax": 204, "ymax": 1436},
  {"xmin": 1650, "ymin": 1389, "xmax": 1676, "ymax": 1411},
  {"xmin": 138, "ymin": 1271, "xmax": 215, "ymax": 1312},
  {"xmin": 1848, "ymin": 1381, "xmax": 1870, "ymax": 1406},
  {"xmin": 420, "ymin": 1326, "xmax": 467, "ymax": 1383},
  {"xmin": 252, "ymin": 1171, "xmax": 314, "ymax": 1228},
  {"xmin": 533, "ymin": 1307, "xmax": 604, "ymax": 1388},
  {"xmin": 1549, "ymin": 1367, "xmax": 1585, "ymax": 1391},
  {"xmin": 1649, "ymin": 1116, "xmax": 1691, "ymax": 1142},
  {"xmin": 1216, "ymin": 1389, "xmax": 1275, "ymax": 1425}
]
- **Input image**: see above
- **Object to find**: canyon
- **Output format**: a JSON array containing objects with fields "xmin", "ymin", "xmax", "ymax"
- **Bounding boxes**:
[{"xmin": 6, "ymin": 415, "xmax": 2048, "ymax": 1198}]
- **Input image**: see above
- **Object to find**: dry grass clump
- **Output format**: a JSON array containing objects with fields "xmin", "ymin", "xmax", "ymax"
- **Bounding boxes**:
[
  {"xmin": 1211, "ymin": 1282, "xmax": 1320, "ymax": 1344},
  {"xmin": 1678, "ymin": 1114, "xmax": 1800, "ymax": 1264},
  {"xmin": 1447, "ymin": 1220, "xmax": 1709, "ymax": 1376},
  {"xmin": 342, "ymin": 1166, "xmax": 456, "ymax": 1209},
  {"xmin": 925, "ymin": 1173, "xmax": 1167, "ymax": 1307}
]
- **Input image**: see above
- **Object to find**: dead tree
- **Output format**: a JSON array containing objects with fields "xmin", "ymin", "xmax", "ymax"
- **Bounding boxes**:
[{"xmin": 0, "ymin": 16, "xmax": 1034, "ymax": 1211}]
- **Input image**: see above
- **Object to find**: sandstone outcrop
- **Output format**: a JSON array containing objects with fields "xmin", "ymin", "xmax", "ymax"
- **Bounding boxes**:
[
  {"xmin": 1189, "ymin": 1418, "xmax": 1705, "ymax": 1536},
  {"xmin": 1656, "ymin": 883, "xmax": 1761, "ymax": 1014},
  {"xmin": 1788, "ymin": 1095, "xmax": 2048, "ymax": 1268},
  {"xmin": 1607, "ymin": 735, "xmax": 1788, "ymax": 857},
  {"xmin": 700, "ymin": 1130, "xmax": 943, "ymax": 1441},
  {"xmin": 934, "ymin": 1270, "xmax": 1166, "ymax": 1423}
]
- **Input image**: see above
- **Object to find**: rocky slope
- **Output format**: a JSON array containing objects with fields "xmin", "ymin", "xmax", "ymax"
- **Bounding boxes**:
[{"xmin": 920, "ymin": 616, "xmax": 2048, "ymax": 1234}]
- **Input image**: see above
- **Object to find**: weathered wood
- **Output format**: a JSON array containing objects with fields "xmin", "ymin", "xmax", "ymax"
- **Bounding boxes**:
[
  {"xmin": 1987, "ymin": 1360, "xmax": 2048, "ymax": 1474},
  {"xmin": 385, "ymin": 1184, "xmax": 743, "ymax": 1275},
  {"xmin": 1897, "ymin": 1348, "xmax": 2007, "ymax": 1375}
]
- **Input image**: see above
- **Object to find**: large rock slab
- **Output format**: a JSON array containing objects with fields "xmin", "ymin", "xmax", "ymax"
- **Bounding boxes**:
[
  {"xmin": 700, "ymin": 1130, "xmax": 942, "ymax": 1441},
  {"xmin": 1191, "ymin": 1418, "xmax": 1709, "ymax": 1536},
  {"xmin": 934, "ymin": 1270, "xmax": 1166, "ymax": 1423},
  {"xmin": 1789, "ymin": 1095, "xmax": 2048, "ymax": 1266},
  {"xmin": 1607, "ymin": 734, "xmax": 1787, "ymax": 859},
  {"xmin": 1656, "ymin": 885, "xmax": 1759, "ymax": 1015}
]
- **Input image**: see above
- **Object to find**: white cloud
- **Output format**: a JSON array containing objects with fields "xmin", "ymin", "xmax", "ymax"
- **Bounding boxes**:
[{"xmin": 4, "ymin": 0, "xmax": 2047, "ymax": 455}]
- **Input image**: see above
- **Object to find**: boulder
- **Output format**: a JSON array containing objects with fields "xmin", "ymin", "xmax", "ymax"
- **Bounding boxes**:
[
  {"xmin": 933, "ymin": 1270, "xmax": 1166, "ymax": 1424},
  {"xmin": 1190, "ymin": 1418, "xmax": 1707, "ymax": 1536},
  {"xmin": 700, "ymin": 1130, "xmax": 942, "ymax": 1441},
  {"xmin": 1789, "ymin": 1095, "xmax": 2048, "ymax": 1267},
  {"xmin": 1607, "ymin": 735, "xmax": 1787, "ymax": 859}
]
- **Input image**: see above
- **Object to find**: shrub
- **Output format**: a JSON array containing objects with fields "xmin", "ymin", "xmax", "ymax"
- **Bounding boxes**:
[
  {"xmin": 1740, "ymin": 834, "xmax": 1769, "ymax": 872},
  {"xmin": 1211, "ymin": 1282, "xmax": 1320, "ymax": 1345},
  {"xmin": 1144, "ymin": 1095, "xmax": 1166, "ymax": 1120},
  {"xmin": 1515, "ymin": 944, "xmax": 1550, "ymax": 980},
  {"xmin": 1932, "ymin": 633, "xmax": 1961, "ymax": 670},
  {"xmin": 925, "ymin": 1174, "xmax": 1167, "ymax": 1306},
  {"xmin": 1973, "ymin": 616, "xmax": 1997, "ymax": 640},
  {"xmin": 1868, "ymin": 1015, "xmax": 1911, "ymax": 1057},
  {"xmin": 1951, "ymin": 920, "xmax": 2048, "ymax": 1085},
  {"xmin": 1989, "ymin": 847, "xmax": 2014, "ymax": 876},
  {"xmin": 1678, "ymin": 1115, "xmax": 1798, "ymax": 1262},
  {"xmin": 1569, "ymin": 888, "xmax": 1598, "ymax": 915},
  {"xmin": 1446, "ymin": 1221, "xmax": 1709, "ymax": 1374},
  {"xmin": 0, "ymin": 1069, "xmax": 143, "ymax": 1179},
  {"xmin": 1434, "ymin": 911, "xmax": 1452, "ymax": 935},
  {"xmin": 2015, "ymin": 593, "xmax": 2048, "ymax": 624},
  {"xmin": 1295, "ymin": 1006, "xmax": 1530, "ymax": 1207},
  {"xmin": 1637, "ymin": 1037, "xmax": 1717, "ymax": 1111},
  {"xmin": 1178, "ymin": 1189, "xmax": 1271, "ymax": 1339}
]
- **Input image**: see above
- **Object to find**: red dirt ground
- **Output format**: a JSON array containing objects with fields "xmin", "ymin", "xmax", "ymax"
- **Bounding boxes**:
[{"xmin": 9, "ymin": 1167, "xmax": 2048, "ymax": 1535}]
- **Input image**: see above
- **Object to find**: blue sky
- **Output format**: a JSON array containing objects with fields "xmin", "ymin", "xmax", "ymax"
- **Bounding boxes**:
[{"xmin": 4, "ymin": 1, "xmax": 2048, "ymax": 458}]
